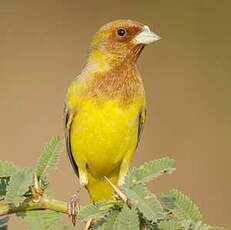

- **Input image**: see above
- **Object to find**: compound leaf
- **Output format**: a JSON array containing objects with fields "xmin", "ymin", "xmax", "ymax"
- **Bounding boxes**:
[
  {"xmin": 24, "ymin": 210, "xmax": 60, "ymax": 230},
  {"xmin": 124, "ymin": 184, "xmax": 164, "ymax": 221},
  {"xmin": 158, "ymin": 220, "xmax": 183, "ymax": 230},
  {"xmin": 0, "ymin": 161, "xmax": 17, "ymax": 177},
  {"xmin": 126, "ymin": 157, "xmax": 175, "ymax": 187},
  {"xmin": 36, "ymin": 137, "xmax": 64, "ymax": 179},
  {"xmin": 160, "ymin": 189, "xmax": 202, "ymax": 222},
  {"xmin": 78, "ymin": 201, "xmax": 116, "ymax": 222},
  {"xmin": 116, "ymin": 206, "xmax": 139, "ymax": 230},
  {"xmin": 5, "ymin": 168, "xmax": 33, "ymax": 206},
  {"xmin": 0, "ymin": 177, "xmax": 10, "ymax": 197},
  {"xmin": 93, "ymin": 210, "xmax": 120, "ymax": 230}
]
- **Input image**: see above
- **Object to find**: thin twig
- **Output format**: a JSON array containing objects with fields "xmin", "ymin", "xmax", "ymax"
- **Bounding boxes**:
[
  {"xmin": 85, "ymin": 218, "xmax": 92, "ymax": 230},
  {"xmin": 104, "ymin": 176, "xmax": 127, "ymax": 203}
]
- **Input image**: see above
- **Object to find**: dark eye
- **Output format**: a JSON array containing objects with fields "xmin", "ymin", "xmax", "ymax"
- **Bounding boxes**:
[{"xmin": 117, "ymin": 28, "xmax": 126, "ymax": 37}]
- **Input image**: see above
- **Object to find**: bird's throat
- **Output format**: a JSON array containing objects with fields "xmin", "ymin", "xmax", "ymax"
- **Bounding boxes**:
[
  {"xmin": 85, "ymin": 61, "xmax": 143, "ymax": 104},
  {"xmin": 86, "ymin": 44, "xmax": 144, "ymax": 74}
]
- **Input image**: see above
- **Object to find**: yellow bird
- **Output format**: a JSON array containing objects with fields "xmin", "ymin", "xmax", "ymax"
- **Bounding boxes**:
[{"xmin": 64, "ymin": 20, "xmax": 160, "ymax": 204}]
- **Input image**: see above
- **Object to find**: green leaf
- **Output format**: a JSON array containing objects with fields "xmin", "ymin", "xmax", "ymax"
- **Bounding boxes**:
[
  {"xmin": 24, "ymin": 210, "xmax": 60, "ymax": 230},
  {"xmin": 191, "ymin": 221, "xmax": 226, "ymax": 230},
  {"xmin": 93, "ymin": 210, "xmax": 120, "ymax": 230},
  {"xmin": 0, "ymin": 161, "xmax": 18, "ymax": 199},
  {"xmin": 145, "ymin": 221, "xmax": 159, "ymax": 230},
  {"xmin": 204, "ymin": 226, "xmax": 226, "ymax": 230},
  {"xmin": 116, "ymin": 206, "xmax": 139, "ymax": 230},
  {"xmin": 124, "ymin": 184, "xmax": 164, "ymax": 221},
  {"xmin": 78, "ymin": 201, "xmax": 116, "ymax": 222},
  {"xmin": 0, "ymin": 177, "xmax": 10, "ymax": 197},
  {"xmin": 179, "ymin": 220, "xmax": 192, "ymax": 229},
  {"xmin": 5, "ymin": 168, "xmax": 33, "ymax": 206},
  {"xmin": 36, "ymin": 137, "xmax": 64, "ymax": 179},
  {"xmin": 0, "ymin": 161, "xmax": 17, "ymax": 177},
  {"xmin": 125, "ymin": 157, "xmax": 175, "ymax": 187},
  {"xmin": 160, "ymin": 189, "xmax": 202, "ymax": 222},
  {"xmin": 158, "ymin": 220, "xmax": 183, "ymax": 230}
]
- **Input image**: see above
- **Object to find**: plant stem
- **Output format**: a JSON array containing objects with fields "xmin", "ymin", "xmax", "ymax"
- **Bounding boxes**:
[{"xmin": 0, "ymin": 197, "xmax": 67, "ymax": 216}]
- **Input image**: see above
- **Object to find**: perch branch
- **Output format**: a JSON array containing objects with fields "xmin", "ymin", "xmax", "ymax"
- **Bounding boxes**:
[
  {"xmin": 0, "ymin": 177, "xmax": 126, "ymax": 221},
  {"xmin": 0, "ymin": 196, "xmax": 68, "ymax": 216}
]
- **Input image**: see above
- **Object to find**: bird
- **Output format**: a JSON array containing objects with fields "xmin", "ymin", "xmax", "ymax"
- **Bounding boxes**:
[{"xmin": 64, "ymin": 19, "xmax": 160, "ymax": 206}]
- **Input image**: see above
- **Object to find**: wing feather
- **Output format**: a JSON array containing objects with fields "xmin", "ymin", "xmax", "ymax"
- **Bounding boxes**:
[
  {"xmin": 64, "ymin": 105, "xmax": 79, "ymax": 176},
  {"xmin": 136, "ymin": 108, "xmax": 147, "ymax": 148}
]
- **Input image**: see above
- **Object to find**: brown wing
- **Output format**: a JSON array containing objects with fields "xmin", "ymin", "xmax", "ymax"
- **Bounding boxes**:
[
  {"xmin": 136, "ymin": 108, "xmax": 147, "ymax": 148},
  {"xmin": 64, "ymin": 105, "xmax": 79, "ymax": 176}
]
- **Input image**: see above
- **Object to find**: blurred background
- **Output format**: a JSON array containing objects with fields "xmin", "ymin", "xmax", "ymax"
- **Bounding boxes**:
[{"xmin": 0, "ymin": 0, "xmax": 230, "ymax": 229}]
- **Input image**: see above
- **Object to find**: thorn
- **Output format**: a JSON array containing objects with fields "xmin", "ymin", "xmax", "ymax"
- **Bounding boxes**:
[
  {"xmin": 31, "ymin": 173, "xmax": 43, "ymax": 203},
  {"xmin": 104, "ymin": 176, "xmax": 127, "ymax": 203},
  {"xmin": 33, "ymin": 173, "xmax": 39, "ymax": 192},
  {"xmin": 85, "ymin": 218, "xmax": 93, "ymax": 230}
]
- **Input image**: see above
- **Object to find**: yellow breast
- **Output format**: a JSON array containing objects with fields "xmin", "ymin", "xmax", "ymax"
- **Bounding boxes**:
[{"xmin": 70, "ymin": 99, "xmax": 142, "ymax": 177}]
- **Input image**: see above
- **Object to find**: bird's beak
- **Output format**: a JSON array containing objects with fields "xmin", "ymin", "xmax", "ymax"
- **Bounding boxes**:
[{"xmin": 134, "ymin": 25, "xmax": 161, "ymax": 45}]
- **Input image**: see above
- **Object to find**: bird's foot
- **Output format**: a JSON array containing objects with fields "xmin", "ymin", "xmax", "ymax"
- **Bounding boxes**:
[{"xmin": 68, "ymin": 191, "xmax": 80, "ymax": 226}]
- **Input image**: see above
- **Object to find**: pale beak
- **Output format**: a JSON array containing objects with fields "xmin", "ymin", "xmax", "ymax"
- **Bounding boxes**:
[{"xmin": 134, "ymin": 25, "xmax": 161, "ymax": 45}]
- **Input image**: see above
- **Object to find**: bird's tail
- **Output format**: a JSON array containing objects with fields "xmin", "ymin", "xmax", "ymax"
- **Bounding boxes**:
[{"xmin": 86, "ymin": 173, "xmax": 118, "ymax": 202}]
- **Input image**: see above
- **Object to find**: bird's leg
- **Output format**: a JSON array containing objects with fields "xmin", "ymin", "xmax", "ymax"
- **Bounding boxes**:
[
  {"xmin": 79, "ymin": 171, "xmax": 88, "ymax": 187},
  {"xmin": 68, "ymin": 189, "xmax": 81, "ymax": 226},
  {"xmin": 68, "ymin": 164, "xmax": 88, "ymax": 226},
  {"xmin": 118, "ymin": 149, "xmax": 134, "ymax": 187},
  {"xmin": 78, "ymin": 163, "xmax": 88, "ymax": 187}
]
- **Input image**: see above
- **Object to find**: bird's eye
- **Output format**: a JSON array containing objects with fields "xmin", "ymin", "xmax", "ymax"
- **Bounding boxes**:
[{"xmin": 117, "ymin": 28, "xmax": 127, "ymax": 37}]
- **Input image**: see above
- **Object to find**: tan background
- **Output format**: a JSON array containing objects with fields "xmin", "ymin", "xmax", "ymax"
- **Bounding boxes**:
[{"xmin": 0, "ymin": 0, "xmax": 230, "ymax": 229}]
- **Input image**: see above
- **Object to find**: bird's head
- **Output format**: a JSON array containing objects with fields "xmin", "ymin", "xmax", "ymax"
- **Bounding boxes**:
[{"xmin": 87, "ymin": 20, "xmax": 161, "ymax": 72}]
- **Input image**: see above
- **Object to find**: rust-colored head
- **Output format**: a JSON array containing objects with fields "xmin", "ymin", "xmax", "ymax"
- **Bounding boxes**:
[{"xmin": 88, "ymin": 20, "xmax": 160, "ymax": 70}]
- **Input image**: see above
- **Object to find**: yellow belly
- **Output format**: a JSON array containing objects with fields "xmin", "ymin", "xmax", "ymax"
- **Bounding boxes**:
[{"xmin": 70, "ymin": 99, "xmax": 141, "ymax": 178}]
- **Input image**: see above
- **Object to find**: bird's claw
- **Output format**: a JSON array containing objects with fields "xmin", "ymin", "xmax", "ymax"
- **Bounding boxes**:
[{"xmin": 68, "ymin": 193, "xmax": 80, "ymax": 226}]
